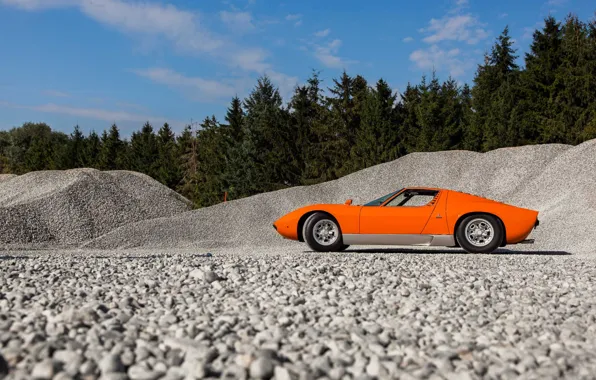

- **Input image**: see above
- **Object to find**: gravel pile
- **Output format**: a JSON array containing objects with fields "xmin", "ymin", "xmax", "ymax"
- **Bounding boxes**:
[
  {"xmin": 86, "ymin": 139, "xmax": 596, "ymax": 253},
  {"xmin": 0, "ymin": 169, "xmax": 192, "ymax": 247},
  {"xmin": 1, "ymin": 247, "xmax": 595, "ymax": 380},
  {"xmin": 0, "ymin": 174, "xmax": 17, "ymax": 183}
]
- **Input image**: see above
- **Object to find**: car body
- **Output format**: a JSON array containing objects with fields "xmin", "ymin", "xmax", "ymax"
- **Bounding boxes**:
[{"xmin": 272, "ymin": 187, "xmax": 539, "ymax": 253}]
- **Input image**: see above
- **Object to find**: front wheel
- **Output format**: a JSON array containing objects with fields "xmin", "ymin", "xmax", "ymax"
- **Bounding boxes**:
[
  {"xmin": 455, "ymin": 214, "xmax": 503, "ymax": 254},
  {"xmin": 304, "ymin": 212, "xmax": 345, "ymax": 252}
]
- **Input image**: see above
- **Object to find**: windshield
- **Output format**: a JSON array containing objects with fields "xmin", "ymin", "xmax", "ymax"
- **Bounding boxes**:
[{"xmin": 363, "ymin": 189, "xmax": 403, "ymax": 206}]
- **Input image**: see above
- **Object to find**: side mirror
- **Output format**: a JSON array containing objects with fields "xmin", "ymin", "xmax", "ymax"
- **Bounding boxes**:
[{"xmin": 344, "ymin": 199, "xmax": 353, "ymax": 205}]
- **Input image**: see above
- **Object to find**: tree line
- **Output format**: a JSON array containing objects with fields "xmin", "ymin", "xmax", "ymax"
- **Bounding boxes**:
[{"xmin": 1, "ymin": 14, "xmax": 595, "ymax": 208}]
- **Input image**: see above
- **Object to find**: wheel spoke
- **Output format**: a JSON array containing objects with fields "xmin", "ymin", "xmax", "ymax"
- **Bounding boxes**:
[
  {"xmin": 312, "ymin": 219, "xmax": 339, "ymax": 246},
  {"xmin": 464, "ymin": 218, "xmax": 494, "ymax": 248}
]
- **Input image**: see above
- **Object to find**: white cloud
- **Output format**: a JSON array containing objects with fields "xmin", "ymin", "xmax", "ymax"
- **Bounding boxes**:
[
  {"xmin": 1, "ymin": 0, "xmax": 296, "ymax": 97},
  {"xmin": 313, "ymin": 39, "xmax": 348, "ymax": 69},
  {"xmin": 284, "ymin": 13, "xmax": 302, "ymax": 26},
  {"xmin": 523, "ymin": 21, "xmax": 543, "ymax": 40},
  {"xmin": 43, "ymin": 89, "xmax": 70, "ymax": 98},
  {"xmin": 133, "ymin": 68, "xmax": 240, "ymax": 100},
  {"xmin": 0, "ymin": 100, "xmax": 177, "ymax": 124},
  {"xmin": 547, "ymin": 0, "xmax": 568, "ymax": 6},
  {"xmin": 78, "ymin": 0, "xmax": 223, "ymax": 54},
  {"xmin": 403, "ymin": 36, "xmax": 414, "ymax": 43},
  {"xmin": 220, "ymin": 10, "xmax": 254, "ymax": 33},
  {"xmin": 0, "ymin": 0, "xmax": 76, "ymax": 10},
  {"xmin": 409, "ymin": 45, "xmax": 473, "ymax": 77},
  {"xmin": 267, "ymin": 70, "xmax": 299, "ymax": 99},
  {"xmin": 455, "ymin": 0, "xmax": 468, "ymax": 5},
  {"xmin": 116, "ymin": 102, "xmax": 149, "ymax": 112},
  {"xmin": 314, "ymin": 28, "xmax": 330, "ymax": 37},
  {"xmin": 133, "ymin": 67, "xmax": 298, "ymax": 103},
  {"xmin": 421, "ymin": 14, "xmax": 489, "ymax": 45}
]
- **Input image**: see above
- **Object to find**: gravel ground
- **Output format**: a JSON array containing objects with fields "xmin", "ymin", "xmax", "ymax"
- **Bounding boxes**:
[{"xmin": 1, "ymin": 246, "xmax": 596, "ymax": 380}]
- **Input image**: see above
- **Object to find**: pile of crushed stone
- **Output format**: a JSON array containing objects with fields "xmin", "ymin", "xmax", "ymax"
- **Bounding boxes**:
[
  {"xmin": 85, "ymin": 139, "xmax": 596, "ymax": 254},
  {"xmin": 0, "ymin": 168, "xmax": 192, "ymax": 247},
  {"xmin": 0, "ymin": 174, "xmax": 17, "ymax": 182}
]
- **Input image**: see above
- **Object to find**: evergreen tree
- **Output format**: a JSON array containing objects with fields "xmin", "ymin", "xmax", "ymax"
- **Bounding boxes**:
[
  {"xmin": 351, "ymin": 79, "xmax": 399, "ymax": 169},
  {"xmin": 242, "ymin": 75, "xmax": 298, "ymax": 194},
  {"xmin": 156, "ymin": 123, "xmax": 181, "ymax": 188},
  {"xmin": 85, "ymin": 130, "xmax": 101, "ymax": 168},
  {"xmin": 324, "ymin": 71, "xmax": 359, "ymax": 178},
  {"xmin": 194, "ymin": 116, "xmax": 229, "ymax": 207},
  {"xmin": 25, "ymin": 134, "xmax": 52, "ymax": 171},
  {"xmin": 99, "ymin": 124, "xmax": 124, "ymax": 170},
  {"xmin": 399, "ymin": 83, "xmax": 422, "ymax": 154},
  {"xmin": 176, "ymin": 125, "xmax": 198, "ymax": 202},
  {"xmin": 221, "ymin": 96, "xmax": 247, "ymax": 200},
  {"xmin": 50, "ymin": 131, "xmax": 70, "ymax": 170},
  {"xmin": 288, "ymin": 71, "xmax": 329, "ymax": 184},
  {"xmin": 470, "ymin": 26, "xmax": 521, "ymax": 151},
  {"xmin": 130, "ymin": 122, "xmax": 159, "ymax": 177},
  {"xmin": 554, "ymin": 15, "xmax": 596, "ymax": 144},
  {"xmin": 66, "ymin": 125, "xmax": 86, "ymax": 168}
]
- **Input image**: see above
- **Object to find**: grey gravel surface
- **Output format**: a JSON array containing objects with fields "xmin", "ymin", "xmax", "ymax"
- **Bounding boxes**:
[
  {"xmin": 84, "ymin": 139, "xmax": 596, "ymax": 253},
  {"xmin": 0, "ymin": 175, "xmax": 16, "ymax": 183},
  {"xmin": 0, "ymin": 169, "xmax": 192, "ymax": 247},
  {"xmin": 1, "ymin": 246, "xmax": 596, "ymax": 380}
]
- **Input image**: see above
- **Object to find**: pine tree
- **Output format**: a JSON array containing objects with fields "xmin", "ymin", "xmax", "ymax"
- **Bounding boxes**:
[
  {"xmin": 221, "ymin": 96, "xmax": 247, "ymax": 200},
  {"xmin": 554, "ymin": 15, "xmax": 596, "ymax": 144},
  {"xmin": 85, "ymin": 130, "xmax": 101, "ymax": 168},
  {"xmin": 242, "ymin": 75, "xmax": 298, "ymax": 194},
  {"xmin": 50, "ymin": 131, "xmax": 71, "ymax": 170},
  {"xmin": 194, "ymin": 116, "xmax": 229, "ymax": 207},
  {"xmin": 439, "ymin": 78, "xmax": 465, "ymax": 150},
  {"xmin": 99, "ymin": 124, "xmax": 124, "ymax": 170},
  {"xmin": 324, "ymin": 71, "xmax": 359, "ymax": 178},
  {"xmin": 288, "ymin": 70, "xmax": 329, "ymax": 184},
  {"xmin": 416, "ymin": 74, "xmax": 443, "ymax": 152},
  {"xmin": 67, "ymin": 125, "xmax": 86, "ymax": 168},
  {"xmin": 177, "ymin": 124, "xmax": 198, "ymax": 202},
  {"xmin": 130, "ymin": 122, "xmax": 159, "ymax": 177},
  {"xmin": 156, "ymin": 123, "xmax": 181, "ymax": 188},
  {"xmin": 351, "ymin": 79, "xmax": 399, "ymax": 170},
  {"xmin": 470, "ymin": 26, "xmax": 521, "ymax": 151},
  {"xmin": 399, "ymin": 83, "xmax": 422, "ymax": 154}
]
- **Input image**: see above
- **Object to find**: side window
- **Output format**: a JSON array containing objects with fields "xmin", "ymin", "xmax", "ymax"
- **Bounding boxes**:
[
  {"xmin": 385, "ymin": 192, "xmax": 408, "ymax": 207},
  {"xmin": 403, "ymin": 194, "xmax": 435, "ymax": 206},
  {"xmin": 386, "ymin": 191, "xmax": 438, "ymax": 207}
]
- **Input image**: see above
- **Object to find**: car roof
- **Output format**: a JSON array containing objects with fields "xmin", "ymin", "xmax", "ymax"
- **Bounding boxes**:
[{"xmin": 403, "ymin": 186, "xmax": 444, "ymax": 191}]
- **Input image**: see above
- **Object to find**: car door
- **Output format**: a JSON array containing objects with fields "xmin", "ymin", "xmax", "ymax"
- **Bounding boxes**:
[{"xmin": 359, "ymin": 189, "xmax": 440, "ymax": 235}]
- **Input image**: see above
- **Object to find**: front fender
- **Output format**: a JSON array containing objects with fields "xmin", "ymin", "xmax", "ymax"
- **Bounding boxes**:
[{"xmin": 273, "ymin": 204, "xmax": 361, "ymax": 241}]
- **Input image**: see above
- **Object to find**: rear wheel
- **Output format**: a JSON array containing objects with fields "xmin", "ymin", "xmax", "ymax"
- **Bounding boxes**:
[
  {"xmin": 304, "ymin": 212, "xmax": 345, "ymax": 252},
  {"xmin": 456, "ymin": 214, "xmax": 503, "ymax": 254}
]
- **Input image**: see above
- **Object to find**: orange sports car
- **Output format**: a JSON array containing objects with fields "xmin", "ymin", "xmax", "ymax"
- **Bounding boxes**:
[{"xmin": 273, "ymin": 187, "xmax": 539, "ymax": 254}]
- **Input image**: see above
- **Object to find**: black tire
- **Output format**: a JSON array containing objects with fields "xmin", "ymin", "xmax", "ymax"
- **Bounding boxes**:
[
  {"xmin": 304, "ymin": 212, "xmax": 345, "ymax": 252},
  {"xmin": 338, "ymin": 245, "xmax": 350, "ymax": 251},
  {"xmin": 455, "ymin": 214, "xmax": 503, "ymax": 254}
]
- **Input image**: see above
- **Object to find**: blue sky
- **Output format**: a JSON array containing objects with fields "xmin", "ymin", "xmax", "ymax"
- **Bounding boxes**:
[{"xmin": 0, "ymin": 0, "xmax": 594, "ymax": 137}]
